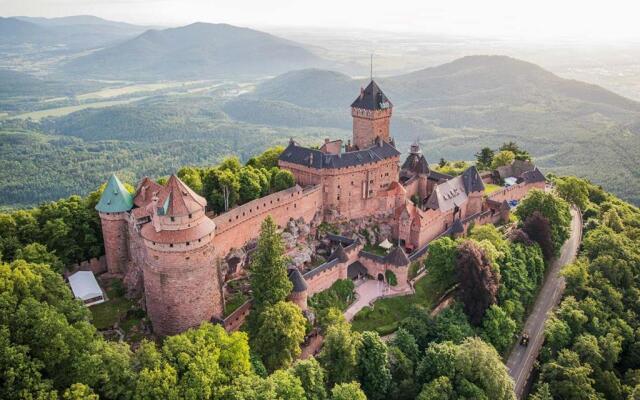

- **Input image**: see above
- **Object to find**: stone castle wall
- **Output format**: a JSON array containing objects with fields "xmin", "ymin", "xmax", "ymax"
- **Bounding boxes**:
[
  {"xmin": 351, "ymin": 108, "xmax": 392, "ymax": 149},
  {"xmin": 359, "ymin": 255, "xmax": 409, "ymax": 290},
  {"xmin": 488, "ymin": 181, "xmax": 545, "ymax": 203},
  {"xmin": 212, "ymin": 185, "xmax": 323, "ymax": 257},
  {"xmin": 279, "ymin": 157, "xmax": 399, "ymax": 221}
]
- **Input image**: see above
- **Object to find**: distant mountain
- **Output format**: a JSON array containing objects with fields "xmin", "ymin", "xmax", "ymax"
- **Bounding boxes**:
[
  {"xmin": 0, "ymin": 15, "xmax": 149, "ymax": 50},
  {"xmin": 0, "ymin": 17, "xmax": 49, "ymax": 44},
  {"xmin": 228, "ymin": 55, "xmax": 640, "ymax": 204},
  {"xmin": 15, "ymin": 15, "xmax": 153, "ymax": 31},
  {"xmin": 62, "ymin": 22, "xmax": 326, "ymax": 80}
]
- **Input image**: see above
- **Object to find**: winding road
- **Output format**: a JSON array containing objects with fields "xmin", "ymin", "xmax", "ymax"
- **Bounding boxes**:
[{"xmin": 506, "ymin": 207, "xmax": 582, "ymax": 399}]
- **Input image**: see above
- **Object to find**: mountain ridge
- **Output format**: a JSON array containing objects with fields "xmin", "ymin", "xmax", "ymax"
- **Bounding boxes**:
[{"xmin": 62, "ymin": 22, "xmax": 326, "ymax": 80}]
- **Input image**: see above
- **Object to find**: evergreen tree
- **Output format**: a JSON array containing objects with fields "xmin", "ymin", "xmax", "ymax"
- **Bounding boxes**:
[
  {"xmin": 475, "ymin": 147, "xmax": 495, "ymax": 170},
  {"xmin": 249, "ymin": 216, "xmax": 293, "ymax": 311}
]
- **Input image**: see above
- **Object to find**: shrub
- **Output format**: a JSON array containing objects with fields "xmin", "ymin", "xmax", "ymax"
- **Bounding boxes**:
[{"xmin": 385, "ymin": 270, "xmax": 398, "ymax": 286}]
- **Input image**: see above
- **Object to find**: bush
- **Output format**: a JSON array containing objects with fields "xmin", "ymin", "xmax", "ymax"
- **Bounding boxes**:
[{"xmin": 385, "ymin": 270, "xmax": 398, "ymax": 286}]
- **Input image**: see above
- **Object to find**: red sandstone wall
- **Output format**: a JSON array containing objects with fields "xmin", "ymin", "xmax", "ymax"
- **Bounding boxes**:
[
  {"xmin": 143, "ymin": 242, "xmax": 223, "ymax": 336},
  {"xmin": 359, "ymin": 257, "xmax": 409, "ymax": 289},
  {"xmin": 212, "ymin": 185, "xmax": 323, "ymax": 257},
  {"xmin": 305, "ymin": 263, "xmax": 347, "ymax": 295},
  {"xmin": 488, "ymin": 182, "xmax": 545, "ymax": 203},
  {"xmin": 305, "ymin": 244, "xmax": 360, "ymax": 295},
  {"xmin": 351, "ymin": 108, "xmax": 392, "ymax": 149},
  {"xmin": 99, "ymin": 212, "xmax": 129, "ymax": 274},
  {"xmin": 223, "ymin": 300, "xmax": 252, "ymax": 332},
  {"xmin": 281, "ymin": 157, "xmax": 399, "ymax": 221}
]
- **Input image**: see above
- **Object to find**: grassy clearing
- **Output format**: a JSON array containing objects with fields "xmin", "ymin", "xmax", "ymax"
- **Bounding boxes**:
[
  {"xmin": 351, "ymin": 273, "xmax": 444, "ymax": 335},
  {"xmin": 484, "ymin": 183, "xmax": 503, "ymax": 195},
  {"xmin": 75, "ymin": 82, "xmax": 207, "ymax": 101},
  {"xmin": 90, "ymin": 284, "xmax": 134, "ymax": 330},
  {"xmin": 10, "ymin": 97, "xmax": 145, "ymax": 121}
]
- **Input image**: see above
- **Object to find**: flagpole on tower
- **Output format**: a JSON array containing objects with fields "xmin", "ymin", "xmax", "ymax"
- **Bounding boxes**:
[{"xmin": 370, "ymin": 53, "xmax": 373, "ymax": 82}]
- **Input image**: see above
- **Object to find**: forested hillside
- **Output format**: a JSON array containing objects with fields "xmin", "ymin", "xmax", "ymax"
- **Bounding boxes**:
[
  {"xmin": 530, "ymin": 177, "xmax": 640, "ymax": 399},
  {"xmin": 62, "ymin": 22, "xmax": 325, "ymax": 80}
]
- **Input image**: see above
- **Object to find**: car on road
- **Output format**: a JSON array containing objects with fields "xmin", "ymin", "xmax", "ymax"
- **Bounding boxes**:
[{"xmin": 520, "ymin": 332, "xmax": 530, "ymax": 346}]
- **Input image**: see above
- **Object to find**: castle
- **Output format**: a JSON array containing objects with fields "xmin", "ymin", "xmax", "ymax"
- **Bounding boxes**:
[{"xmin": 96, "ymin": 80, "xmax": 546, "ymax": 335}]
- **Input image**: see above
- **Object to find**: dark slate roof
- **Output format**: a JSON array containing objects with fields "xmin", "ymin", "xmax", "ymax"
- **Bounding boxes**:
[
  {"xmin": 385, "ymin": 246, "xmax": 410, "ymax": 266},
  {"xmin": 351, "ymin": 80, "xmax": 393, "ymax": 110},
  {"xmin": 288, "ymin": 268, "xmax": 308, "ymax": 292},
  {"xmin": 522, "ymin": 167, "xmax": 545, "ymax": 184},
  {"xmin": 450, "ymin": 219, "xmax": 465, "ymax": 234},
  {"xmin": 402, "ymin": 153, "xmax": 430, "ymax": 175},
  {"xmin": 279, "ymin": 140, "xmax": 400, "ymax": 169},
  {"xmin": 461, "ymin": 166, "xmax": 485, "ymax": 193},
  {"xmin": 347, "ymin": 261, "xmax": 368, "ymax": 279},
  {"xmin": 328, "ymin": 243, "xmax": 349, "ymax": 263},
  {"xmin": 326, "ymin": 233, "xmax": 356, "ymax": 246},
  {"xmin": 428, "ymin": 170, "xmax": 454, "ymax": 182}
]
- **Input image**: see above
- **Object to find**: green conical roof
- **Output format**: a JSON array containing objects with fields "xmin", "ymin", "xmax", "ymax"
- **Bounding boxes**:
[{"xmin": 95, "ymin": 174, "xmax": 134, "ymax": 213}]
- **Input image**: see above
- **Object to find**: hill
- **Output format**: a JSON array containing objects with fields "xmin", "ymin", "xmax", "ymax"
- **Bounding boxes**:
[
  {"xmin": 0, "ymin": 17, "xmax": 49, "ymax": 45},
  {"xmin": 227, "ymin": 56, "xmax": 640, "ymax": 204},
  {"xmin": 62, "ymin": 22, "xmax": 326, "ymax": 80},
  {"xmin": 0, "ymin": 15, "xmax": 148, "ymax": 50}
]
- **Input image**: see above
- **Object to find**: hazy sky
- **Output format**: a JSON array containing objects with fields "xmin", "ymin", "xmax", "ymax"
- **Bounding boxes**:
[{"xmin": 2, "ymin": 0, "xmax": 639, "ymax": 42}]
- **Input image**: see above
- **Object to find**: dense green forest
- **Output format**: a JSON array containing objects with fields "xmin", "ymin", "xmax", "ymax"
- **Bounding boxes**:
[
  {"xmin": 0, "ymin": 110, "xmax": 333, "ymax": 208},
  {"xmin": 529, "ymin": 177, "xmax": 640, "ymax": 399}
]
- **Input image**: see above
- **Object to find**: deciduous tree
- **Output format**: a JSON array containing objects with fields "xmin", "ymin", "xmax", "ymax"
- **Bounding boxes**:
[{"xmin": 456, "ymin": 240, "xmax": 500, "ymax": 325}]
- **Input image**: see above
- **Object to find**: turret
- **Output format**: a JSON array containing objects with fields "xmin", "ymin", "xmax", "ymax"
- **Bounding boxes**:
[
  {"xmin": 95, "ymin": 174, "xmax": 134, "ymax": 274},
  {"xmin": 140, "ymin": 175, "xmax": 223, "ymax": 336},
  {"xmin": 288, "ymin": 268, "xmax": 309, "ymax": 311},
  {"xmin": 351, "ymin": 80, "xmax": 393, "ymax": 150}
]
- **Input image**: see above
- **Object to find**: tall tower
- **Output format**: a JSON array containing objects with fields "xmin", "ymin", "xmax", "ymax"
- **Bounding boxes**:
[
  {"xmin": 140, "ymin": 175, "xmax": 223, "ymax": 336},
  {"xmin": 351, "ymin": 80, "xmax": 393, "ymax": 150},
  {"xmin": 95, "ymin": 174, "xmax": 134, "ymax": 274}
]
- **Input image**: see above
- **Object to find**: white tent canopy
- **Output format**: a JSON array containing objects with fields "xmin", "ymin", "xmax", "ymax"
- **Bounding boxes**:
[
  {"xmin": 68, "ymin": 271, "xmax": 105, "ymax": 306},
  {"xmin": 504, "ymin": 177, "xmax": 518, "ymax": 187},
  {"xmin": 379, "ymin": 239, "xmax": 393, "ymax": 250}
]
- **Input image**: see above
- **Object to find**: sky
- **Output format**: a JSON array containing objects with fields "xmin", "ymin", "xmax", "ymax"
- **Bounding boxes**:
[{"xmin": 2, "ymin": 0, "xmax": 640, "ymax": 42}]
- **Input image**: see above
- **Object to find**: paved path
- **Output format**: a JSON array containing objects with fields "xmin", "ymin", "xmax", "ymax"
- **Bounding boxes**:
[
  {"xmin": 343, "ymin": 279, "xmax": 413, "ymax": 321},
  {"xmin": 506, "ymin": 207, "xmax": 582, "ymax": 399}
]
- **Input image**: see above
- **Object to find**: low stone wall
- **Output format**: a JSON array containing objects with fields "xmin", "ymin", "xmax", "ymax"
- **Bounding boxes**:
[
  {"xmin": 304, "ymin": 242, "xmax": 361, "ymax": 295},
  {"xmin": 488, "ymin": 181, "xmax": 545, "ymax": 203},
  {"xmin": 68, "ymin": 256, "xmax": 107, "ymax": 275},
  {"xmin": 212, "ymin": 185, "xmax": 322, "ymax": 257},
  {"xmin": 222, "ymin": 299, "xmax": 252, "ymax": 332}
]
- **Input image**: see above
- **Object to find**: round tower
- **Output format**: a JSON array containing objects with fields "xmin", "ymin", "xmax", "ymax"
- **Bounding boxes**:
[
  {"xmin": 140, "ymin": 175, "xmax": 223, "ymax": 336},
  {"xmin": 95, "ymin": 174, "xmax": 134, "ymax": 274}
]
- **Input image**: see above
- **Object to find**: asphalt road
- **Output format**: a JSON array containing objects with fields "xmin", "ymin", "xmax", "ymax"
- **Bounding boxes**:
[{"xmin": 506, "ymin": 207, "xmax": 582, "ymax": 399}]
